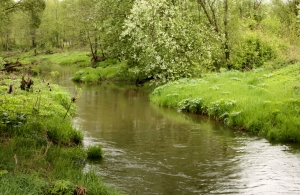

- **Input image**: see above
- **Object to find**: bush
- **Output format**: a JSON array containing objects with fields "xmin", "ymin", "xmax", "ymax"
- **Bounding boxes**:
[{"xmin": 231, "ymin": 34, "xmax": 275, "ymax": 70}]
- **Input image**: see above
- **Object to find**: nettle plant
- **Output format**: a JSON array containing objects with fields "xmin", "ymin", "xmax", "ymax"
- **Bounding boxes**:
[{"xmin": 121, "ymin": 0, "xmax": 219, "ymax": 84}]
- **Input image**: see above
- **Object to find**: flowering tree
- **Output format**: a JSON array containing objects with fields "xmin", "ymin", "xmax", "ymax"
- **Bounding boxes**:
[{"xmin": 121, "ymin": 0, "xmax": 218, "ymax": 84}]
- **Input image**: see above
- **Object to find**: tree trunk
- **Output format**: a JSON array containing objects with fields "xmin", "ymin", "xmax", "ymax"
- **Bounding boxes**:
[
  {"xmin": 94, "ymin": 28, "xmax": 98, "ymax": 57},
  {"xmin": 31, "ymin": 29, "xmax": 37, "ymax": 48},
  {"xmin": 224, "ymin": 0, "xmax": 230, "ymax": 64},
  {"xmin": 5, "ymin": 32, "xmax": 9, "ymax": 51}
]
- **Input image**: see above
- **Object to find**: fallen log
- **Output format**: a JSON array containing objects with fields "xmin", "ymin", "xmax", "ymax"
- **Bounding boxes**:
[{"xmin": 2, "ymin": 60, "xmax": 23, "ymax": 72}]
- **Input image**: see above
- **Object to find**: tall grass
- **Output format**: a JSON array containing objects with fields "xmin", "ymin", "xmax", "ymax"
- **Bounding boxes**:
[
  {"xmin": 87, "ymin": 145, "xmax": 103, "ymax": 160},
  {"xmin": 151, "ymin": 64, "xmax": 300, "ymax": 142},
  {"xmin": 0, "ymin": 116, "xmax": 119, "ymax": 194}
]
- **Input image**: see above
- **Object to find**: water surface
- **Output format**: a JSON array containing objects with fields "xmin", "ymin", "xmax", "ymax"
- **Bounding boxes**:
[{"xmin": 50, "ymin": 65, "xmax": 300, "ymax": 195}]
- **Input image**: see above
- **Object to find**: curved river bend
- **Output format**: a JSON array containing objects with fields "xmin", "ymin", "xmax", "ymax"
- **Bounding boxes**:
[{"xmin": 49, "ymin": 66, "xmax": 300, "ymax": 195}]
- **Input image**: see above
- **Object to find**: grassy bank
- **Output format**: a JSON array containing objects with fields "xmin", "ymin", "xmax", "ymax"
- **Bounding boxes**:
[
  {"xmin": 1, "ymin": 50, "xmax": 132, "ymax": 84},
  {"xmin": 71, "ymin": 59, "xmax": 133, "ymax": 84},
  {"xmin": 0, "ymin": 72, "xmax": 120, "ymax": 194},
  {"xmin": 150, "ymin": 64, "xmax": 300, "ymax": 143},
  {"xmin": 1, "ymin": 49, "xmax": 90, "ymax": 67}
]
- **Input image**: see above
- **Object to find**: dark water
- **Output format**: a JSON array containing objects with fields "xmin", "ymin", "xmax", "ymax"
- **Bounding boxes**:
[{"xmin": 48, "ymin": 65, "xmax": 300, "ymax": 195}]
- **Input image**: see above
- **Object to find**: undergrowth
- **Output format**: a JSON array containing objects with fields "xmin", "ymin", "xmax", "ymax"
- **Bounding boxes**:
[
  {"xmin": 151, "ymin": 64, "xmax": 300, "ymax": 143},
  {"xmin": 0, "ymin": 71, "xmax": 119, "ymax": 194}
]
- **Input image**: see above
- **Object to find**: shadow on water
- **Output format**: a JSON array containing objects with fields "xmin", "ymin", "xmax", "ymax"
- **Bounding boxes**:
[{"xmin": 44, "ymin": 65, "xmax": 300, "ymax": 195}]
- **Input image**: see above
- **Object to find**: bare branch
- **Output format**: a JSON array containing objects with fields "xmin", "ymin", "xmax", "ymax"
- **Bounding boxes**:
[
  {"xmin": 254, "ymin": 0, "xmax": 263, "ymax": 10},
  {"xmin": 3, "ymin": 0, "xmax": 24, "ymax": 13},
  {"xmin": 197, "ymin": 0, "xmax": 219, "ymax": 33}
]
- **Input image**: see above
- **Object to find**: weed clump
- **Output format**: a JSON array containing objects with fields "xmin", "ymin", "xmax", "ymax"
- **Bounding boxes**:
[{"xmin": 87, "ymin": 145, "xmax": 103, "ymax": 160}]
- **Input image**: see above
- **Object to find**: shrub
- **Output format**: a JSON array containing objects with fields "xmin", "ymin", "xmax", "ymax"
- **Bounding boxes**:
[{"xmin": 231, "ymin": 34, "xmax": 275, "ymax": 70}]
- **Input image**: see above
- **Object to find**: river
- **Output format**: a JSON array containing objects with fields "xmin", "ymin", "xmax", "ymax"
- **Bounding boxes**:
[{"xmin": 48, "ymin": 65, "xmax": 300, "ymax": 195}]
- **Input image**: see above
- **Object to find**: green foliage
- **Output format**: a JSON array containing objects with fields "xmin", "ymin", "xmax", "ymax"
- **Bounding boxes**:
[
  {"xmin": 2, "ymin": 0, "xmax": 300, "ymax": 85},
  {"xmin": 121, "ymin": 0, "xmax": 219, "ymax": 84},
  {"xmin": 0, "ymin": 57, "xmax": 5, "ymax": 69},
  {"xmin": 0, "ymin": 112, "xmax": 27, "ymax": 129},
  {"xmin": 72, "ymin": 67, "xmax": 101, "ymax": 83},
  {"xmin": 230, "ymin": 33, "xmax": 275, "ymax": 70},
  {"xmin": 49, "ymin": 180, "xmax": 75, "ymax": 195},
  {"xmin": 0, "ymin": 72, "xmax": 118, "ymax": 195},
  {"xmin": 80, "ymin": 171, "xmax": 121, "ymax": 195},
  {"xmin": 56, "ymin": 52, "xmax": 90, "ymax": 67},
  {"xmin": 207, "ymin": 99, "xmax": 237, "ymax": 118},
  {"xmin": 0, "ymin": 76, "xmax": 76, "ymax": 120},
  {"xmin": 87, "ymin": 145, "xmax": 103, "ymax": 160},
  {"xmin": 151, "ymin": 64, "xmax": 300, "ymax": 143},
  {"xmin": 0, "ymin": 173, "xmax": 49, "ymax": 195},
  {"xmin": 46, "ymin": 118, "xmax": 83, "ymax": 146},
  {"xmin": 72, "ymin": 60, "xmax": 130, "ymax": 83},
  {"xmin": 178, "ymin": 98, "xmax": 206, "ymax": 114}
]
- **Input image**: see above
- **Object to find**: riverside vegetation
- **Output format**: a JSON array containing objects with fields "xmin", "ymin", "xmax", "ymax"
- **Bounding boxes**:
[
  {"xmin": 150, "ymin": 64, "xmax": 300, "ymax": 143},
  {"xmin": 1, "ymin": 0, "xmax": 300, "ymax": 193},
  {"xmin": 0, "ymin": 61, "xmax": 120, "ymax": 194},
  {"xmin": 3, "ymin": 48, "xmax": 300, "ymax": 144}
]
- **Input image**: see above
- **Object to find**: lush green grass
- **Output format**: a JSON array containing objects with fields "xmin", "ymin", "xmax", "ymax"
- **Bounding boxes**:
[
  {"xmin": 2, "ymin": 50, "xmax": 90, "ymax": 67},
  {"xmin": 0, "ymin": 72, "xmax": 120, "ymax": 194},
  {"xmin": 2, "ymin": 50, "xmax": 139, "ymax": 85},
  {"xmin": 87, "ymin": 145, "xmax": 104, "ymax": 160},
  {"xmin": 0, "ymin": 73, "xmax": 76, "ymax": 118},
  {"xmin": 151, "ymin": 64, "xmax": 300, "ymax": 143},
  {"xmin": 72, "ymin": 59, "xmax": 134, "ymax": 84},
  {"xmin": 0, "ymin": 137, "xmax": 120, "ymax": 194}
]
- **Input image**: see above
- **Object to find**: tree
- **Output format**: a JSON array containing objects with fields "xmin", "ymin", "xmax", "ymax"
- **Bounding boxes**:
[
  {"xmin": 22, "ymin": 0, "xmax": 46, "ymax": 48},
  {"xmin": 197, "ymin": 0, "xmax": 232, "ymax": 68},
  {"xmin": 38, "ymin": 0, "xmax": 64, "ymax": 49},
  {"xmin": 270, "ymin": 0, "xmax": 300, "ymax": 44},
  {"xmin": 0, "ymin": 0, "xmax": 46, "ymax": 50},
  {"xmin": 121, "ymin": 0, "xmax": 219, "ymax": 84},
  {"xmin": 0, "ymin": 0, "xmax": 21, "ymax": 50}
]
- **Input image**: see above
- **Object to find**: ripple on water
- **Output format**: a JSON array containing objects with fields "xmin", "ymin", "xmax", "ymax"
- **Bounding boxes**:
[{"xmin": 51, "ymin": 67, "xmax": 300, "ymax": 195}]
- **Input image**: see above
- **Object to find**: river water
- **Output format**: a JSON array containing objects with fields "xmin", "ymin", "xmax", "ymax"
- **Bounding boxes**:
[{"xmin": 49, "ymin": 66, "xmax": 300, "ymax": 195}]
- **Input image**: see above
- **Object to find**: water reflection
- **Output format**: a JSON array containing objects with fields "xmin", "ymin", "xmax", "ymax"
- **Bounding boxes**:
[{"xmin": 49, "ymin": 65, "xmax": 300, "ymax": 195}]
